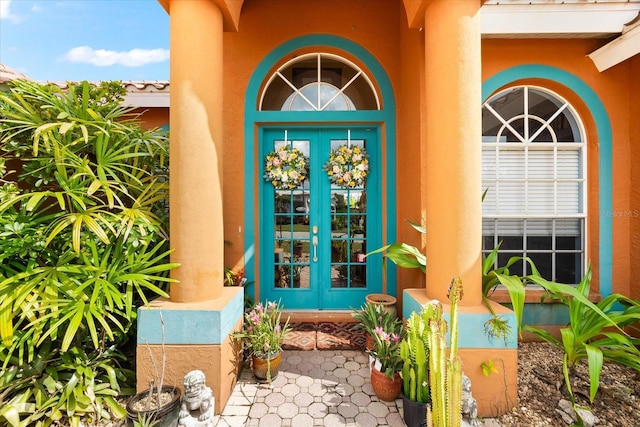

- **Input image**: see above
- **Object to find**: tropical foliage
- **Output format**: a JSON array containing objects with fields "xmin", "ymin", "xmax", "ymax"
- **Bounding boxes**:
[
  {"xmin": 523, "ymin": 266, "xmax": 640, "ymax": 405},
  {"xmin": 367, "ymin": 315, "xmax": 403, "ymax": 379},
  {"xmin": 0, "ymin": 80, "xmax": 177, "ymax": 426},
  {"xmin": 233, "ymin": 300, "xmax": 291, "ymax": 358},
  {"xmin": 351, "ymin": 301, "xmax": 398, "ymax": 339},
  {"xmin": 366, "ymin": 220, "xmax": 426, "ymax": 272}
]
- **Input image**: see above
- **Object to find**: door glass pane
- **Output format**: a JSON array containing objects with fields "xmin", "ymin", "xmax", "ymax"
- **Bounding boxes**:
[
  {"xmin": 272, "ymin": 139, "xmax": 311, "ymax": 289},
  {"xmin": 328, "ymin": 138, "xmax": 368, "ymax": 289}
]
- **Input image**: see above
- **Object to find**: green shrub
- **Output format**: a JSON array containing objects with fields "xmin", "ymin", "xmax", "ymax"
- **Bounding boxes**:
[
  {"xmin": 524, "ymin": 266, "xmax": 640, "ymax": 404},
  {"xmin": 0, "ymin": 80, "xmax": 177, "ymax": 426}
]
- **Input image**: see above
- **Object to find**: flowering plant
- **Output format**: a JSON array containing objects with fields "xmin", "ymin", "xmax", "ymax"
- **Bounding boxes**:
[
  {"xmin": 264, "ymin": 145, "xmax": 308, "ymax": 190},
  {"xmin": 367, "ymin": 319, "xmax": 404, "ymax": 378},
  {"xmin": 233, "ymin": 300, "xmax": 291, "ymax": 358},
  {"xmin": 324, "ymin": 144, "xmax": 369, "ymax": 188}
]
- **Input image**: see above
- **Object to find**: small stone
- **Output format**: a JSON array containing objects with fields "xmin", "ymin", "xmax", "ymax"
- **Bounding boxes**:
[
  {"xmin": 558, "ymin": 399, "xmax": 574, "ymax": 416},
  {"xmin": 575, "ymin": 407, "xmax": 600, "ymax": 427},
  {"xmin": 482, "ymin": 418, "xmax": 503, "ymax": 427},
  {"xmin": 555, "ymin": 408, "xmax": 575, "ymax": 425}
]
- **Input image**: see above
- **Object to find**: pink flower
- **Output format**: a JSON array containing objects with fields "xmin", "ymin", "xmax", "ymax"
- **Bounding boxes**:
[
  {"xmin": 256, "ymin": 303, "xmax": 264, "ymax": 313},
  {"xmin": 391, "ymin": 333, "xmax": 401, "ymax": 343},
  {"xmin": 248, "ymin": 312, "xmax": 260, "ymax": 324},
  {"xmin": 268, "ymin": 301, "xmax": 277, "ymax": 310},
  {"xmin": 374, "ymin": 326, "xmax": 384, "ymax": 335}
]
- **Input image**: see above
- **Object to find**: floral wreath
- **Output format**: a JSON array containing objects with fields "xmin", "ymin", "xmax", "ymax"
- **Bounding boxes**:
[
  {"xmin": 324, "ymin": 144, "xmax": 369, "ymax": 188},
  {"xmin": 264, "ymin": 145, "xmax": 308, "ymax": 190}
]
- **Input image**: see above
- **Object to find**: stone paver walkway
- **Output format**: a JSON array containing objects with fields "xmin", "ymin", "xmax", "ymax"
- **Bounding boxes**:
[{"xmin": 214, "ymin": 349, "xmax": 405, "ymax": 427}]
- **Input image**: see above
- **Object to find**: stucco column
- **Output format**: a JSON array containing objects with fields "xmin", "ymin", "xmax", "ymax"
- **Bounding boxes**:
[
  {"xmin": 424, "ymin": 0, "xmax": 482, "ymax": 305},
  {"xmin": 169, "ymin": 0, "xmax": 224, "ymax": 302}
]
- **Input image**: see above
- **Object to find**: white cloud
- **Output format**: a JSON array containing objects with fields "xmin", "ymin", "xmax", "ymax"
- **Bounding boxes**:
[
  {"xmin": 62, "ymin": 46, "xmax": 170, "ymax": 67},
  {"xmin": 31, "ymin": 4, "xmax": 41, "ymax": 12},
  {"xmin": 1, "ymin": 0, "xmax": 14, "ymax": 20}
]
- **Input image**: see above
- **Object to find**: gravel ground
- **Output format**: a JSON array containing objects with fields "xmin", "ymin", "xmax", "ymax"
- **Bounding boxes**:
[{"xmin": 494, "ymin": 342, "xmax": 640, "ymax": 427}]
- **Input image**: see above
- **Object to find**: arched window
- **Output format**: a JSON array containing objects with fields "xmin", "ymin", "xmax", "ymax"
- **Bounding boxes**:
[
  {"xmin": 482, "ymin": 86, "xmax": 586, "ymax": 283},
  {"xmin": 259, "ymin": 53, "xmax": 380, "ymax": 111}
]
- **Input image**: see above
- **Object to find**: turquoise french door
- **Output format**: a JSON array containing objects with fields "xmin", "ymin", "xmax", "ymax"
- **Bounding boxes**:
[{"xmin": 261, "ymin": 127, "xmax": 381, "ymax": 309}]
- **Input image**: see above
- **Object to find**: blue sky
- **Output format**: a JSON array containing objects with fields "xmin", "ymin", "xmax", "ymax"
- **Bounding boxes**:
[{"xmin": 0, "ymin": 0, "xmax": 169, "ymax": 82}]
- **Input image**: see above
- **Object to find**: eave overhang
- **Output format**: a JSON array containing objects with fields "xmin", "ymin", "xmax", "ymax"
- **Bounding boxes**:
[
  {"xmin": 481, "ymin": 1, "xmax": 640, "ymax": 38},
  {"xmin": 157, "ymin": 0, "xmax": 243, "ymax": 32},
  {"xmin": 587, "ymin": 13, "xmax": 640, "ymax": 72}
]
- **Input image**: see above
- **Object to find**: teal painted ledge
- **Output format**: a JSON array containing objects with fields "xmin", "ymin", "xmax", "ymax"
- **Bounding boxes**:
[
  {"xmin": 502, "ymin": 302, "xmax": 570, "ymax": 326},
  {"xmin": 403, "ymin": 289, "xmax": 518, "ymax": 349},
  {"xmin": 137, "ymin": 288, "xmax": 244, "ymax": 345}
]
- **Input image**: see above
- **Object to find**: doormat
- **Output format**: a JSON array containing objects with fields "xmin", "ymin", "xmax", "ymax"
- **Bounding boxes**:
[{"xmin": 282, "ymin": 322, "xmax": 367, "ymax": 351}]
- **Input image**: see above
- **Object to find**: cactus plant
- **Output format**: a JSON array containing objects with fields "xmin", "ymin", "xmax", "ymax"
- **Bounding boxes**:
[
  {"xmin": 426, "ymin": 277, "xmax": 464, "ymax": 427},
  {"xmin": 400, "ymin": 308, "xmax": 431, "ymax": 404}
]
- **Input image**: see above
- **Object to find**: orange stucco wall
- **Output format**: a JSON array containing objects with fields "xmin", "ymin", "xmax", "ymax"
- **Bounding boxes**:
[
  {"xmin": 136, "ymin": 317, "xmax": 243, "ymax": 414},
  {"xmin": 144, "ymin": 1, "xmax": 640, "ymax": 306},
  {"xmin": 629, "ymin": 54, "xmax": 640, "ymax": 303},
  {"xmin": 133, "ymin": 107, "xmax": 169, "ymax": 130},
  {"xmin": 222, "ymin": 0, "xmax": 424, "ymax": 301}
]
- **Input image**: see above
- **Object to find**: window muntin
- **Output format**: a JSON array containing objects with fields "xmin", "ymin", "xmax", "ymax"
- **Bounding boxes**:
[
  {"xmin": 482, "ymin": 86, "xmax": 586, "ymax": 283},
  {"xmin": 260, "ymin": 53, "xmax": 380, "ymax": 111}
]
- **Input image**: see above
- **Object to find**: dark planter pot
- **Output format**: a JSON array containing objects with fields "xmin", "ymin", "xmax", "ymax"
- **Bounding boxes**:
[
  {"xmin": 126, "ymin": 386, "xmax": 181, "ymax": 427},
  {"xmin": 401, "ymin": 393, "xmax": 428, "ymax": 427}
]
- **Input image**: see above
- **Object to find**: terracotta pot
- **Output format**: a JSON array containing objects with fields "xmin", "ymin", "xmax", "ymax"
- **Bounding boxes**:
[
  {"xmin": 365, "ymin": 293, "xmax": 397, "ymax": 316},
  {"xmin": 251, "ymin": 351, "xmax": 282, "ymax": 381},
  {"xmin": 365, "ymin": 333, "xmax": 375, "ymax": 351},
  {"xmin": 370, "ymin": 365, "xmax": 402, "ymax": 402}
]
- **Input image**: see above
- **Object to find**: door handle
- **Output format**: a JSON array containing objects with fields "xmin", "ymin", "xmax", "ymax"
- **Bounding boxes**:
[
  {"xmin": 312, "ymin": 236, "xmax": 318, "ymax": 262},
  {"xmin": 312, "ymin": 226, "xmax": 318, "ymax": 262}
]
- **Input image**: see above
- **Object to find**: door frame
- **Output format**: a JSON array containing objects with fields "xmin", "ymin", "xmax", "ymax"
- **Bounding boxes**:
[
  {"xmin": 259, "ymin": 126, "xmax": 382, "ymax": 310},
  {"xmin": 242, "ymin": 35, "xmax": 398, "ymax": 306}
]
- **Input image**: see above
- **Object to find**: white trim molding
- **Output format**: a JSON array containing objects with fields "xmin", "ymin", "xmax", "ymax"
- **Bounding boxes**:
[
  {"xmin": 588, "ymin": 13, "xmax": 640, "ymax": 72},
  {"xmin": 481, "ymin": 1, "xmax": 640, "ymax": 38}
]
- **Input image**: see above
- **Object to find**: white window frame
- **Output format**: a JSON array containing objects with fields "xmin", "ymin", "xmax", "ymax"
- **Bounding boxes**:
[
  {"xmin": 482, "ymin": 85, "xmax": 587, "ymax": 283},
  {"xmin": 259, "ymin": 52, "xmax": 380, "ymax": 111}
]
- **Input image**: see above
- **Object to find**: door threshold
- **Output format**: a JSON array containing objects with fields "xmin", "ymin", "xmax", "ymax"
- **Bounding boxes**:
[{"xmin": 282, "ymin": 310, "xmax": 356, "ymax": 323}]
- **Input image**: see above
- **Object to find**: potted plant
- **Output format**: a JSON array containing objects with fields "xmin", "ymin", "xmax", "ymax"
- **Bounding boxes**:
[
  {"xmin": 232, "ymin": 300, "xmax": 292, "ymax": 382},
  {"xmin": 352, "ymin": 302, "xmax": 398, "ymax": 351},
  {"xmin": 126, "ymin": 384, "xmax": 181, "ymax": 427},
  {"xmin": 400, "ymin": 309, "xmax": 431, "ymax": 427},
  {"xmin": 367, "ymin": 316, "xmax": 404, "ymax": 402},
  {"xmin": 126, "ymin": 314, "xmax": 181, "ymax": 427}
]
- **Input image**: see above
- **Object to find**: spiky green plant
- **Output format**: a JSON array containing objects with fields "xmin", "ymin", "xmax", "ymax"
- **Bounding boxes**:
[
  {"xmin": 426, "ymin": 277, "xmax": 464, "ymax": 427},
  {"xmin": 400, "ymin": 308, "xmax": 430, "ymax": 403}
]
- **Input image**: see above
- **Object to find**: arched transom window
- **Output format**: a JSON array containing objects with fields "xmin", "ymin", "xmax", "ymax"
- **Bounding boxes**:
[
  {"xmin": 260, "ymin": 53, "xmax": 380, "ymax": 111},
  {"xmin": 482, "ymin": 86, "xmax": 586, "ymax": 283}
]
